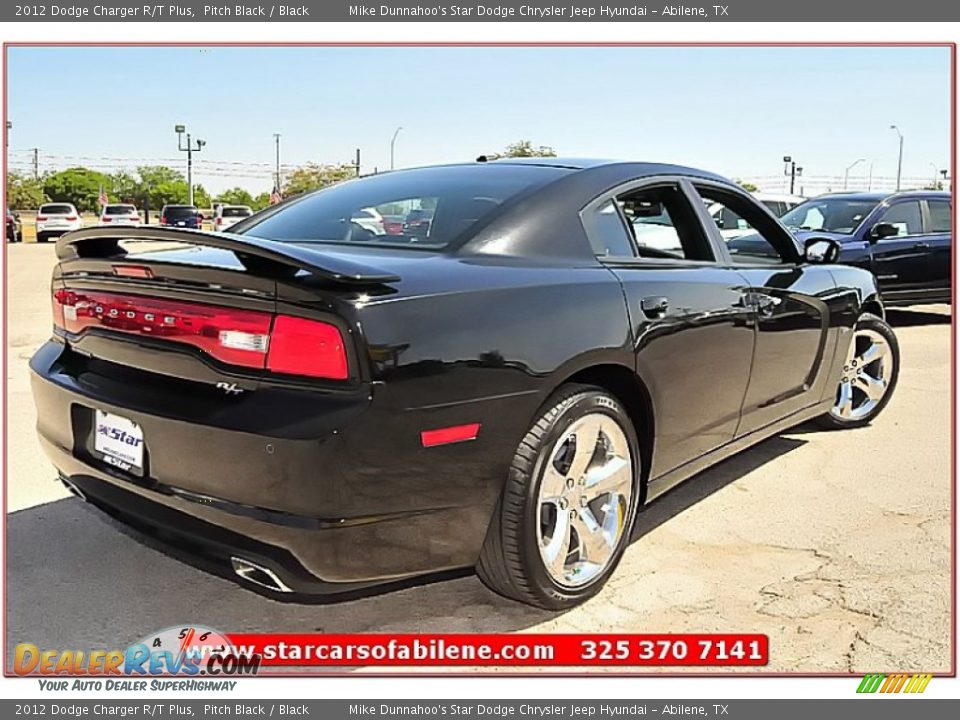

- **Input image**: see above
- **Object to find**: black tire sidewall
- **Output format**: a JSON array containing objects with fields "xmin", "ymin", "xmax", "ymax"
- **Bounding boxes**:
[{"xmin": 520, "ymin": 391, "xmax": 641, "ymax": 607}]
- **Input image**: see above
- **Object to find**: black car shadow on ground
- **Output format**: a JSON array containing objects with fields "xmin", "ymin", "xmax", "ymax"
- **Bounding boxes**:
[
  {"xmin": 5, "ymin": 432, "xmax": 807, "ymax": 669},
  {"xmin": 885, "ymin": 307, "xmax": 951, "ymax": 327}
]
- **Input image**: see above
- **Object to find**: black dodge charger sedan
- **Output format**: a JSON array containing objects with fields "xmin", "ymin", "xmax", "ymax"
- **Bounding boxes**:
[{"xmin": 31, "ymin": 159, "xmax": 899, "ymax": 609}]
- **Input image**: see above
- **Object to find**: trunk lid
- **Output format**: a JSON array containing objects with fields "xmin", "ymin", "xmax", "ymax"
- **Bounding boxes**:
[{"xmin": 51, "ymin": 227, "xmax": 401, "ymax": 390}]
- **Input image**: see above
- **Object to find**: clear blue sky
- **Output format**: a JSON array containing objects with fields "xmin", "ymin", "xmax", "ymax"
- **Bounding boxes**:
[{"xmin": 6, "ymin": 45, "xmax": 952, "ymax": 195}]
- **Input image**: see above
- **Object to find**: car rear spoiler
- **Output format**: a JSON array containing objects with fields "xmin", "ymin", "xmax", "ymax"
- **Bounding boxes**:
[{"xmin": 55, "ymin": 226, "xmax": 401, "ymax": 285}]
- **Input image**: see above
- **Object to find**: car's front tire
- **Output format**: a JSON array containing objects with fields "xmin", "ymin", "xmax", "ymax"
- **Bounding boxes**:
[
  {"xmin": 477, "ymin": 385, "xmax": 641, "ymax": 610},
  {"xmin": 36, "ymin": 232, "xmax": 48, "ymax": 243},
  {"xmin": 815, "ymin": 313, "xmax": 899, "ymax": 430}
]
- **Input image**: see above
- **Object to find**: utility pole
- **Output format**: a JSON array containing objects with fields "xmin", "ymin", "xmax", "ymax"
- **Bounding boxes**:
[
  {"xmin": 890, "ymin": 125, "xmax": 904, "ymax": 191},
  {"xmin": 355, "ymin": 148, "xmax": 361, "ymax": 177},
  {"xmin": 175, "ymin": 124, "xmax": 205, "ymax": 206},
  {"xmin": 783, "ymin": 155, "xmax": 802, "ymax": 195},
  {"xmin": 390, "ymin": 126, "xmax": 403, "ymax": 170},
  {"xmin": 273, "ymin": 133, "xmax": 281, "ymax": 190},
  {"xmin": 30, "ymin": 147, "xmax": 39, "ymax": 180}
]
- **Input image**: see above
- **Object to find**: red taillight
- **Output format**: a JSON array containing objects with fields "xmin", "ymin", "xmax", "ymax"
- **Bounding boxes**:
[
  {"xmin": 130, "ymin": 216, "xmax": 140, "ymax": 222},
  {"xmin": 36, "ymin": 216, "xmax": 47, "ymax": 222},
  {"xmin": 215, "ymin": 217, "xmax": 223, "ymax": 225},
  {"xmin": 160, "ymin": 217, "xmax": 167, "ymax": 225},
  {"xmin": 65, "ymin": 216, "xmax": 78, "ymax": 221},
  {"xmin": 102, "ymin": 217, "xmax": 112, "ymax": 223},
  {"xmin": 51, "ymin": 289, "xmax": 349, "ymax": 380},
  {"xmin": 267, "ymin": 315, "xmax": 348, "ymax": 380}
]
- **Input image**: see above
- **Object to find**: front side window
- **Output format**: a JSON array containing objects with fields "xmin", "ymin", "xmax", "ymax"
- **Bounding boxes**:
[
  {"xmin": 877, "ymin": 201, "xmax": 922, "ymax": 237},
  {"xmin": 698, "ymin": 186, "xmax": 798, "ymax": 265},
  {"xmin": 780, "ymin": 198, "xmax": 879, "ymax": 234}
]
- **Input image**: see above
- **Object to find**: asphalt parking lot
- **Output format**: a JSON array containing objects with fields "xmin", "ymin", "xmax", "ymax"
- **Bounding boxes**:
[{"xmin": 4, "ymin": 241, "xmax": 952, "ymax": 673}]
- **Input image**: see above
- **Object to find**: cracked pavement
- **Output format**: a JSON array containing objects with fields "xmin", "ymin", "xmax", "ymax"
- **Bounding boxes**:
[{"xmin": 4, "ymin": 243, "xmax": 952, "ymax": 673}]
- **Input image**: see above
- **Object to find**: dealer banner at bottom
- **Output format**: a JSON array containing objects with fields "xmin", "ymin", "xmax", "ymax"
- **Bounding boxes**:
[{"xmin": 1, "ymin": 701, "xmax": 956, "ymax": 718}]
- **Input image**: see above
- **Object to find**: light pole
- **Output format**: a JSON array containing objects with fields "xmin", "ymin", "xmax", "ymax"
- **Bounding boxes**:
[
  {"xmin": 929, "ymin": 162, "xmax": 940, "ymax": 189},
  {"xmin": 783, "ymin": 155, "xmax": 802, "ymax": 195},
  {"xmin": 390, "ymin": 126, "xmax": 403, "ymax": 171},
  {"xmin": 844, "ymin": 158, "xmax": 865, "ymax": 190},
  {"xmin": 273, "ymin": 133, "xmax": 282, "ymax": 191},
  {"xmin": 175, "ymin": 124, "xmax": 206, "ymax": 206},
  {"xmin": 867, "ymin": 161, "xmax": 875, "ymax": 191},
  {"xmin": 890, "ymin": 125, "xmax": 904, "ymax": 191}
]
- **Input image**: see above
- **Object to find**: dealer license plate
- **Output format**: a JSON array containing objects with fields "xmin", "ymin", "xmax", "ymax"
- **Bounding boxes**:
[{"xmin": 94, "ymin": 410, "xmax": 144, "ymax": 471}]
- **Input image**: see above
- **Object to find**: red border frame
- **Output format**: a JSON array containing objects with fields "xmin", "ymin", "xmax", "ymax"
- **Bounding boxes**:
[{"xmin": 1, "ymin": 41, "xmax": 955, "ymax": 679}]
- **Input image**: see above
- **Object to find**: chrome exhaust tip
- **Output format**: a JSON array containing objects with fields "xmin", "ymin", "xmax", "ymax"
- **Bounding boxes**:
[
  {"xmin": 59, "ymin": 476, "xmax": 87, "ymax": 502},
  {"xmin": 230, "ymin": 556, "xmax": 293, "ymax": 593}
]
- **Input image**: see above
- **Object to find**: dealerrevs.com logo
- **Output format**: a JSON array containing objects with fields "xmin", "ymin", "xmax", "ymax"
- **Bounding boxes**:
[
  {"xmin": 14, "ymin": 625, "xmax": 261, "ymax": 683},
  {"xmin": 857, "ymin": 673, "xmax": 933, "ymax": 694}
]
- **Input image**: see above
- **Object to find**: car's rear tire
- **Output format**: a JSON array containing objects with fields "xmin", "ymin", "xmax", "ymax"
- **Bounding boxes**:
[
  {"xmin": 36, "ymin": 232, "xmax": 48, "ymax": 243},
  {"xmin": 477, "ymin": 385, "xmax": 641, "ymax": 610},
  {"xmin": 814, "ymin": 313, "xmax": 899, "ymax": 430}
]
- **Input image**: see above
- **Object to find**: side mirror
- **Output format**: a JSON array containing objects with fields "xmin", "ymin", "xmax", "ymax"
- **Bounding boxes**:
[
  {"xmin": 868, "ymin": 222, "xmax": 899, "ymax": 242},
  {"xmin": 804, "ymin": 237, "xmax": 841, "ymax": 264}
]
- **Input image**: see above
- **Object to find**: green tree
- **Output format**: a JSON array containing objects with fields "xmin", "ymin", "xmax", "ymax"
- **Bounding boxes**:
[
  {"xmin": 735, "ymin": 179, "xmax": 759, "ymax": 192},
  {"xmin": 135, "ymin": 165, "xmax": 189, "ymax": 209},
  {"xmin": 5, "ymin": 171, "xmax": 47, "ymax": 209},
  {"xmin": 193, "ymin": 184, "xmax": 212, "ymax": 210},
  {"xmin": 504, "ymin": 140, "xmax": 557, "ymax": 158},
  {"xmin": 43, "ymin": 167, "xmax": 112, "ymax": 213},
  {"xmin": 252, "ymin": 192, "xmax": 271, "ymax": 210},
  {"xmin": 109, "ymin": 171, "xmax": 141, "ymax": 204},
  {"xmin": 282, "ymin": 163, "xmax": 357, "ymax": 196},
  {"xmin": 216, "ymin": 187, "xmax": 256, "ymax": 207}
]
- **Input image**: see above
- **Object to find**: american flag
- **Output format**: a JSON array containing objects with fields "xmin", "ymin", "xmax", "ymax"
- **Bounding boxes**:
[
  {"xmin": 269, "ymin": 182, "xmax": 282, "ymax": 205},
  {"xmin": 98, "ymin": 185, "xmax": 108, "ymax": 207}
]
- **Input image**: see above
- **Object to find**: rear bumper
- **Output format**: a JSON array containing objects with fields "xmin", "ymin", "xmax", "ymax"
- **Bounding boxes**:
[{"xmin": 29, "ymin": 341, "xmax": 499, "ymax": 592}]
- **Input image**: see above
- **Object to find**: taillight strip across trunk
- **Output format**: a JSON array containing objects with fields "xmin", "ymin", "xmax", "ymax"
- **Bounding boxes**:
[{"xmin": 52, "ymin": 288, "xmax": 348, "ymax": 380}]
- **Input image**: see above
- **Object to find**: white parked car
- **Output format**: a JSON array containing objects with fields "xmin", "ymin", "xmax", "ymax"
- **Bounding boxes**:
[
  {"xmin": 709, "ymin": 192, "xmax": 807, "ymax": 240},
  {"xmin": 213, "ymin": 205, "xmax": 254, "ymax": 232},
  {"xmin": 35, "ymin": 203, "xmax": 83, "ymax": 243},
  {"xmin": 98, "ymin": 204, "xmax": 141, "ymax": 227},
  {"xmin": 350, "ymin": 207, "xmax": 386, "ymax": 236}
]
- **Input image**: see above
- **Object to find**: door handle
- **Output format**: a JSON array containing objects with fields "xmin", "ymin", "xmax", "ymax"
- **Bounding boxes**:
[
  {"xmin": 641, "ymin": 296, "xmax": 670, "ymax": 317},
  {"xmin": 913, "ymin": 241, "xmax": 930, "ymax": 250}
]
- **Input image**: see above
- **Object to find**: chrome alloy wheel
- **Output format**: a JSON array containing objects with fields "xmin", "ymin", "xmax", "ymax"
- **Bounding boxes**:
[
  {"xmin": 535, "ymin": 413, "xmax": 633, "ymax": 588},
  {"xmin": 830, "ymin": 328, "xmax": 895, "ymax": 421}
]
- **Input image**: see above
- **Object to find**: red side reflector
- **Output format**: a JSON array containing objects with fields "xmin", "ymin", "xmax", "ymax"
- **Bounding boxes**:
[
  {"xmin": 112, "ymin": 265, "xmax": 154, "ymax": 279},
  {"xmin": 420, "ymin": 423, "xmax": 481, "ymax": 448},
  {"xmin": 102, "ymin": 217, "xmax": 112, "ymax": 222}
]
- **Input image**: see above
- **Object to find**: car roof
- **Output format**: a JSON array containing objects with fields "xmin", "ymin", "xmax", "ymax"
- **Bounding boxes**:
[
  {"xmin": 487, "ymin": 156, "xmax": 733, "ymax": 183},
  {"xmin": 812, "ymin": 190, "xmax": 950, "ymax": 202}
]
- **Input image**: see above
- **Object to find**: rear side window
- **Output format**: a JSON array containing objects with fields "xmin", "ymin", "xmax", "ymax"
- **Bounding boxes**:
[
  {"xmin": 239, "ymin": 164, "xmax": 568, "ymax": 250},
  {"xmin": 878, "ymin": 201, "xmax": 923, "ymax": 236},
  {"xmin": 40, "ymin": 204, "xmax": 74, "ymax": 215},
  {"xmin": 584, "ymin": 200, "xmax": 635, "ymax": 257},
  {"xmin": 927, "ymin": 200, "xmax": 951, "ymax": 233},
  {"xmin": 585, "ymin": 183, "xmax": 714, "ymax": 262}
]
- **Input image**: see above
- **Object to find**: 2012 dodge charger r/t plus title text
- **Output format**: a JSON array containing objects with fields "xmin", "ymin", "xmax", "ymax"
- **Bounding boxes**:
[{"xmin": 31, "ymin": 159, "xmax": 899, "ymax": 609}]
